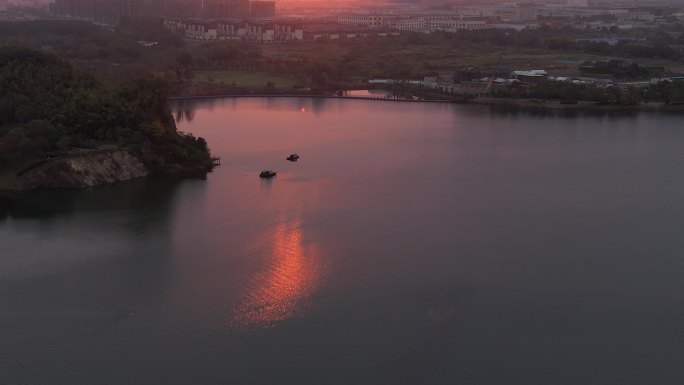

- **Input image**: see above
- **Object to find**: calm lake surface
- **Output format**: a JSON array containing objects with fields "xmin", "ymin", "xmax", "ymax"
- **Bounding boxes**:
[{"xmin": 3, "ymin": 98, "xmax": 684, "ymax": 385}]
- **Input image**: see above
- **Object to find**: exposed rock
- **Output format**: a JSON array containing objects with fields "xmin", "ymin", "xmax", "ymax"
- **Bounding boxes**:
[{"xmin": 19, "ymin": 150, "xmax": 149, "ymax": 189}]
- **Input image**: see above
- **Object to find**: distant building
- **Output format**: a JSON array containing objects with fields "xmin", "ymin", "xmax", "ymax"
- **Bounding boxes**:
[
  {"xmin": 539, "ymin": 7, "xmax": 628, "ymax": 18},
  {"xmin": 425, "ymin": 17, "xmax": 486, "ymax": 31},
  {"xmin": 50, "ymin": 0, "xmax": 199, "ymax": 24},
  {"xmin": 50, "ymin": 0, "xmax": 136, "ymax": 24},
  {"xmin": 337, "ymin": 14, "xmax": 486, "ymax": 32},
  {"xmin": 166, "ymin": 17, "xmax": 402, "ymax": 42},
  {"xmin": 336, "ymin": 14, "xmax": 385, "ymax": 28},
  {"xmin": 511, "ymin": 69, "xmax": 548, "ymax": 83},
  {"xmin": 250, "ymin": 0, "xmax": 274, "ymax": 19},
  {"xmin": 622, "ymin": 11, "xmax": 656, "ymax": 22},
  {"xmin": 567, "ymin": 0, "xmax": 590, "ymax": 7},
  {"xmin": 166, "ymin": 19, "xmax": 221, "ymax": 40},
  {"xmin": 385, "ymin": 16, "xmax": 425, "ymax": 31},
  {"xmin": 493, "ymin": 4, "xmax": 539, "ymax": 23},
  {"xmin": 165, "ymin": 18, "xmax": 303, "ymax": 41},
  {"xmin": 203, "ymin": 0, "xmax": 249, "ymax": 19}
]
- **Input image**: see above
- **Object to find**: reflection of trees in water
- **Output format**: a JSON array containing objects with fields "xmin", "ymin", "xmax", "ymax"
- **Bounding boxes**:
[
  {"xmin": 0, "ymin": 179, "xmax": 184, "ymax": 236},
  {"xmin": 172, "ymin": 96, "xmax": 336, "ymax": 123},
  {"xmin": 0, "ymin": 179, "xmax": 197, "ymax": 365},
  {"xmin": 262, "ymin": 96, "xmax": 327, "ymax": 115},
  {"xmin": 173, "ymin": 100, "xmax": 198, "ymax": 123},
  {"xmin": 485, "ymin": 105, "xmax": 641, "ymax": 119},
  {"xmin": 0, "ymin": 195, "xmax": 18, "ymax": 219},
  {"xmin": 172, "ymin": 97, "xmax": 239, "ymax": 122},
  {"xmin": 175, "ymin": 107, "xmax": 195, "ymax": 123},
  {"xmin": 310, "ymin": 97, "xmax": 326, "ymax": 115},
  {"xmin": 171, "ymin": 97, "xmax": 230, "ymax": 123},
  {"xmin": 268, "ymin": 97, "xmax": 328, "ymax": 115}
]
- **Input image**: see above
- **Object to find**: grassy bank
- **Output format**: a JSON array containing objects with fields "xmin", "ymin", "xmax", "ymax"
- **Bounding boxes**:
[{"xmin": 192, "ymin": 70, "xmax": 302, "ymax": 89}]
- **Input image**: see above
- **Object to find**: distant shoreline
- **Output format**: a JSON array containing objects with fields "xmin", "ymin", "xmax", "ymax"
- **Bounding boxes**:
[
  {"xmin": 169, "ymin": 92, "xmax": 684, "ymax": 113},
  {"xmin": 169, "ymin": 93, "xmax": 452, "ymax": 103},
  {"xmin": 466, "ymin": 98, "xmax": 684, "ymax": 112}
]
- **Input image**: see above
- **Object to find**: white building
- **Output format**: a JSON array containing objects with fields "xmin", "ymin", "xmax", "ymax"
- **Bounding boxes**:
[
  {"xmin": 540, "ymin": 8, "xmax": 628, "ymax": 18},
  {"xmin": 175, "ymin": 21, "xmax": 218, "ymax": 40},
  {"xmin": 493, "ymin": 5, "xmax": 539, "ymax": 23},
  {"xmin": 337, "ymin": 14, "xmax": 487, "ymax": 32},
  {"xmin": 426, "ymin": 17, "xmax": 487, "ymax": 31},
  {"xmin": 274, "ymin": 22, "xmax": 304, "ymax": 41},
  {"xmin": 336, "ymin": 14, "xmax": 385, "ymax": 28},
  {"xmin": 622, "ymin": 11, "xmax": 656, "ymax": 22},
  {"xmin": 452, "ymin": 5, "xmax": 538, "ymax": 23},
  {"xmin": 385, "ymin": 16, "xmax": 425, "ymax": 31},
  {"xmin": 165, "ymin": 19, "xmax": 303, "ymax": 42}
]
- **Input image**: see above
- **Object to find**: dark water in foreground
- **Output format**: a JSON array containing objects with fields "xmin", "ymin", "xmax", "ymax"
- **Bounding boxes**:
[{"xmin": 3, "ymin": 98, "xmax": 684, "ymax": 385}]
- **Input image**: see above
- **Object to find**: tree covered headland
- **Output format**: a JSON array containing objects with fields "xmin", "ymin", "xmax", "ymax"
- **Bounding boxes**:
[{"xmin": 0, "ymin": 47, "xmax": 213, "ymax": 175}]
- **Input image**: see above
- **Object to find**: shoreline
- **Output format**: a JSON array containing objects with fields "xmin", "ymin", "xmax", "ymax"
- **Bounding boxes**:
[
  {"xmin": 0, "ymin": 148, "xmax": 212, "ymax": 193},
  {"xmin": 168, "ymin": 91, "xmax": 684, "ymax": 113},
  {"xmin": 169, "ymin": 93, "xmax": 452, "ymax": 103},
  {"xmin": 465, "ymin": 98, "xmax": 684, "ymax": 113}
]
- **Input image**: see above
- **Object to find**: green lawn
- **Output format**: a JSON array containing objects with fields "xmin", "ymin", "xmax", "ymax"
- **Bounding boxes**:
[{"xmin": 192, "ymin": 70, "xmax": 301, "ymax": 88}]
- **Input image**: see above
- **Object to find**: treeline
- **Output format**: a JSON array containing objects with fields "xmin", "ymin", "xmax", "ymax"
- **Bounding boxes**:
[
  {"xmin": 444, "ymin": 28, "xmax": 684, "ymax": 62},
  {"xmin": 0, "ymin": 47, "xmax": 212, "ymax": 174},
  {"xmin": 579, "ymin": 60, "xmax": 664, "ymax": 79},
  {"xmin": 491, "ymin": 78, "xmax": 684, "ymax": 105},
  {"xmin": 525, "ymin": 81, "xmax": 639, "ymax": 105},
  {"xmin": 171, "ymin": 40, "xmax": 355, "ymax": 89},
  {"xmin": 0, "ymin": 18, "xmax": 182, "ymax": 64},
  {"xmin": 547, "ymin": 34, "xmax": 683, "ymax": 62}
]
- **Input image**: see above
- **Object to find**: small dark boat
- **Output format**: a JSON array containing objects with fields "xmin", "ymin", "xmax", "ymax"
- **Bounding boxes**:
[
  {"xmin": 260, "ymin": 170, "xmax": 277, "ymax": 178},
  {"xmin": 286, "ymin": 153, "xmax": 300, "ymax": 161}
]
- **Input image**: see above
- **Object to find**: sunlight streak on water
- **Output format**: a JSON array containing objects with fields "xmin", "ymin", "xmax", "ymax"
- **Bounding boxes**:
[{"xmin": 230, "ymin": 216, "xmax": 322, "ymax": 328}]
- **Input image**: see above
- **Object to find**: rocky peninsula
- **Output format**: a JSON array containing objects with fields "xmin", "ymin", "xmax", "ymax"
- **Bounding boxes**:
[
  {"xmin": 9, "ymin": 150, "xmax": 148, "ymax": 190},
  {"xmin": 0, "ymin": 47, "xmax": 214, "ymax": 191}
]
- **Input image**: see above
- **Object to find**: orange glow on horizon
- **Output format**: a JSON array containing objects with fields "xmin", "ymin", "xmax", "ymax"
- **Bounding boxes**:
[{"xmin": 231, "ymin": 217, "xmax": 322, "ymax": 328}]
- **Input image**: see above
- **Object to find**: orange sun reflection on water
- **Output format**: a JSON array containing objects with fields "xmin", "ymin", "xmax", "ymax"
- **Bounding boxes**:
[{"xmin": 231, "ymin": 218, "xmax": 322, "ymax": 329}]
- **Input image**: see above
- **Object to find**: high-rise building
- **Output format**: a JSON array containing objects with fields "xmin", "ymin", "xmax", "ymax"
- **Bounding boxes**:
[
  {"xmin": 50, "ymin": 0, "xmax": 264, "ymax": 23},
  {"xmin": 250, "ymin": 0, "xmax": 275, "ymax": 18},
  {"xmin": 202, "ymin": 0, "xmax": 249, "ymax": 18},
  {"xmin": 50, "ymin": 0, "xmax": 126, "ymax": 24},
  {"xmin": 50, "ymin": 0, "xmax": 206, "ymax": 23},
  {"xmin": 51, "ymin": 0, "xmax": 140, "ymax": 24}
]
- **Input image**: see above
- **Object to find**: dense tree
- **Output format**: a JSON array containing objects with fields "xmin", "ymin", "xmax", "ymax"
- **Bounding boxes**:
[{"xmin": 0, "ymin": 47, "xmax": 213, "ymax": 174}]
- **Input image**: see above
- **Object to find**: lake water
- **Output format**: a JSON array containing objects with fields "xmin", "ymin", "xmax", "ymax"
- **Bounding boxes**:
[{"xmin": 3, "ymin": 98, "xmax": 684, "ymax": 384}]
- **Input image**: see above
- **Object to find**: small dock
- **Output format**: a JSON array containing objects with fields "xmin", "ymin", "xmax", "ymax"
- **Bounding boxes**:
[{"xmin": 211, "ymin": 157, "xmax": 221, "ymax": 167}]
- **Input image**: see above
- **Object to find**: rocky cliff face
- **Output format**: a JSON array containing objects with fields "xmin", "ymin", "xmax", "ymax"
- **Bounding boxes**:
[{"xmin": 19, "ymin": 150, "xmax": 149, "ymax": 189}]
